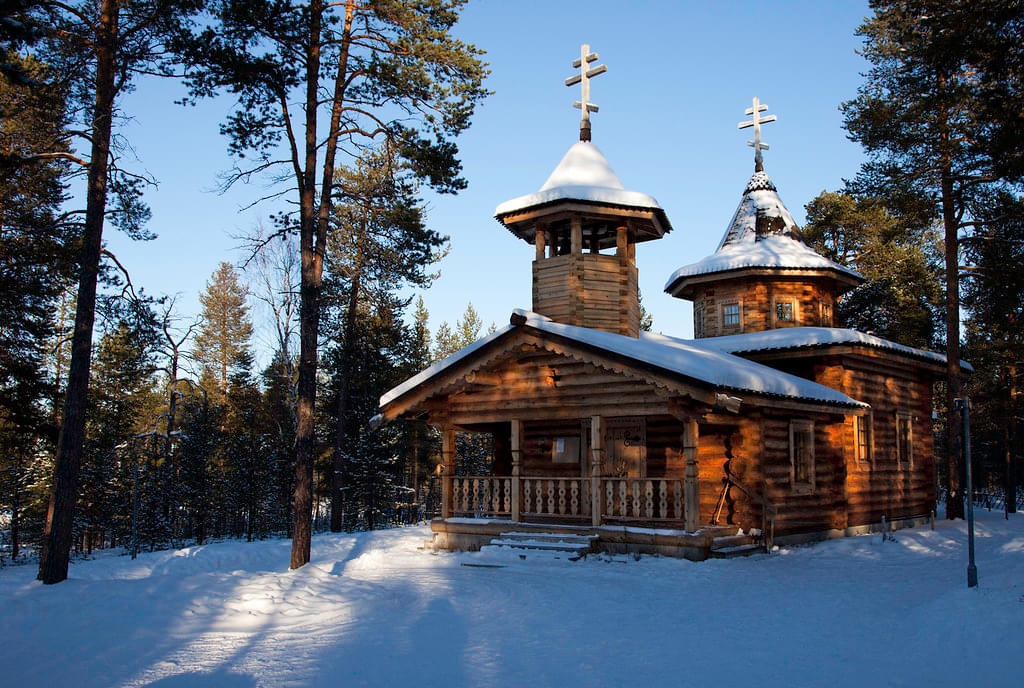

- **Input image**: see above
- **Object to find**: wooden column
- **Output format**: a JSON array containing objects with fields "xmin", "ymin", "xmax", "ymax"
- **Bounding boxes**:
[
  {"xmin": 616, "ymin": 225, "xmax": 628, "ymax": 258},
  {"xmin": 571, "ymin": 217, "xmax": 583, "ymax": 254},
  {"xmin": 510, "ymin": 419, "xmax": 523, "ymax": 522},
  {"xmin": 590, "ymin": 415, "xmax": 605, "ymax": 526},
  {"xmin": 535, "ymin": 226, "xmax": 546, "ymax": 261},
  {"xmin": 441, "ymin": 427, "xmax": 455, "ymax": 519},
  {"xmin": 682, "ymin": 418, "xmax": 699, "ymax": 532}
]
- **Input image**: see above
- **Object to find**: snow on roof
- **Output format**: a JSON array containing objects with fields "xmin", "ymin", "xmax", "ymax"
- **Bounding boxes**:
[
  {"xmin": 494, "ymin": 142, "xmax": 662, "ymax": 217},
  {"xmin": 379, "ymin": 310, "xmax": 866, "ymax": 411},
  {"xmin": 691, "ymin": 326, "xmax": 972, "ymax": 371},
  {"xmin": 664, "ymin": 171, "xmax": 862, "ymax": 290}
]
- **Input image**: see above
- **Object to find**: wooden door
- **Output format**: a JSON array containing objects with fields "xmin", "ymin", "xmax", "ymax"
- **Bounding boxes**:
[{"xmin": 604, "ymin": 418, "xmax": 646, "ymax": 478}]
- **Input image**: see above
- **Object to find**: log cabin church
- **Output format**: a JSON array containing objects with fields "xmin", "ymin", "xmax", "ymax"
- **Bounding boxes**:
[{"xmin": 374, "ymin": 48, "xmax": 961, "ymax": 559}]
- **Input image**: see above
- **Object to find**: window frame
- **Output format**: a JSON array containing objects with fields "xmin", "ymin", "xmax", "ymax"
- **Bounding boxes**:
[
  {"xmin": 694, "ymin": 301, "xmax": 705, "ymax": 338},
  {"xmin": 855, "ymin": 412, "xmax": 874, "ymax": 468},
  {"xmin": 789, "ymin": 419, "xmax": 816, "ymax": 493},
  {"xmin": 895, "ymin": 411, "xmax": 913, "ymax": 469},
  {"xmin": 721, "ymin": 301, "xmax": 742, "ymax": 330},
  {"xmin": 820, "ymin": 301, "xmax": 833, "ymax": 327},
  {"xmin": 774, "ymin": 299, "xmax": 797, "ymax": 325}
]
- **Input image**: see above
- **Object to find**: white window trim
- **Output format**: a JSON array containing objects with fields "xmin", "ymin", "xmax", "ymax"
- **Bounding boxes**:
[
  {"xmin": 789, "ymin": 419, "xmax": 815, "ymax": 493},
  {"xmin": 773, "ymin": 299, "xmax": 799, "ymax": 326},
  {"xmin": 720, "ymin": 299, "xmax": 743, "ymax": 331}
]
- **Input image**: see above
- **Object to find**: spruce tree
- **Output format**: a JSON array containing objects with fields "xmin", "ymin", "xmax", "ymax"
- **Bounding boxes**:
[{"xmin": 194, "ymin": 262, "xmax": 254, "ymax": 403}]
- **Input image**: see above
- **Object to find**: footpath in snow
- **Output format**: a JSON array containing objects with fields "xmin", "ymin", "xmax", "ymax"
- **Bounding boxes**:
[{"xmin": 1, "ymin": 510, "xmax": 1021, "ymax": 687}]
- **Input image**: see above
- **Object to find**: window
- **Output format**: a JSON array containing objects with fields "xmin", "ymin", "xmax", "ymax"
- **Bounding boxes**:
[
  {"xmin": 723, "ymin": 302, "xmax": 741, "ymax": 327},
  {"xmin": 775, "ymin": 301, "xmax": 795, "ymax": 323},
  {"xmin": 855, "ymin": 413, "xmax": 873, "ymax": 466},
  {"xmin": 896, "ymin": 412, "xmax": 913, "ymax": 467},
  {"xmin": 789, "ymin": 420, "xmax": 815, "ymax": 491},
  {"xmin": 820, "ymin": 302, "xmax": 833, "ymax": 327},
  {"xmin": 694, "ymin": 302, "xmax": 705, "ymax": 338}
]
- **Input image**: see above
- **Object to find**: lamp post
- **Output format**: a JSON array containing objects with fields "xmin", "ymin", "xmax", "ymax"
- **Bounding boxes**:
[{"xmin": 955, "ymin": 397, "xmax": 978, "ymax": 588}]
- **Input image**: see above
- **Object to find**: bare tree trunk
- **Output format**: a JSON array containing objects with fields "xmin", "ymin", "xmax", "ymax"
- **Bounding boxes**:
[{"xmin": 39, "ymin": 0, "xmax": 118, "ymax": 584}]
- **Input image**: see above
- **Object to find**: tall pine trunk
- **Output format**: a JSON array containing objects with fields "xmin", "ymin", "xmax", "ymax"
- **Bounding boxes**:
[
  {"xmin": 1007, "ymin": 364, "xmax": 1018, "ymax": 514},
  {"xmin": 39, "ymin": 0, "xmax": 118, "ymax": 584},
  {"xmin": 941, "ymin": 151, "xmax": 965, "ymax": 521},
  {"xmin": 290, "ymin": 0, "xmax": 355, "ymax": 569}
]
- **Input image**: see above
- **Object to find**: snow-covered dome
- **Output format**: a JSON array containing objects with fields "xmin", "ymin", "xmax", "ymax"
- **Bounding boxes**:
[
  {"xmin": 494, "ymin": 142, "xmax": 663, "ymax": 217},
  {"xmin": 664, "ymin": 170, "xmax": 862, "ymax": 295}
]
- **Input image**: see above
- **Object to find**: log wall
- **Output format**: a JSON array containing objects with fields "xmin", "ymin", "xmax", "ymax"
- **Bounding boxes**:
[
  {"xmin": 533, "ymin": 253, "xmax": 639, "ymax": 337},
  {"xmin": 692, "ymin": 276, "xmax": 837, "ymax": 338}
]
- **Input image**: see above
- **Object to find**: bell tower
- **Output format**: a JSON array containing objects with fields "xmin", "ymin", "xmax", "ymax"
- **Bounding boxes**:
[{"xmin": 493, "ymin": 45, "xmax": 672, "ymax": 338}]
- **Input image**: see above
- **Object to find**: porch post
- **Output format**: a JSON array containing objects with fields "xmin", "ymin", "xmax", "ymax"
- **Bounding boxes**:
[
  {"xmin": 441, "ymin": 427, "xmax": 455, "ymax": 519},
  {"xmin": 683, "ymin": 418, "xmax": 700, "ymax": 532},
  {"xmin": 510, "ymin": 419, "xmax": 523, "ymax": 522},
  {"xmin": 590, "ymin": 415, "xmax": 604, "ymax": 527},
  {"xmin": 534, "ymin": 224, "xmax": 546, "ymax": 261}
]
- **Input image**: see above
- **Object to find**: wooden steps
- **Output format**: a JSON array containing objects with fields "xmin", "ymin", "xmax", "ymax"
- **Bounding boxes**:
[
  {"xmin": 709, "ymin": 532, "xmax": 764, "ymax": 559},
  {"xmin": 473, "ymin": 531, "xmax": 599, "ymax": 563}
]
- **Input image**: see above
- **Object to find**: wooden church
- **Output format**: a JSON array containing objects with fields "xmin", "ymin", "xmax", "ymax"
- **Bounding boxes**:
[{"xmin": 375, "ymin": 47, "xmax": 960, "ymax": 559}]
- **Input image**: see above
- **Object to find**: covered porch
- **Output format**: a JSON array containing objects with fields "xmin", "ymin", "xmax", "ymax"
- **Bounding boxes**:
[{"xmin": 437, "ymin": 415, "xmax": 703, "ymax": 531}]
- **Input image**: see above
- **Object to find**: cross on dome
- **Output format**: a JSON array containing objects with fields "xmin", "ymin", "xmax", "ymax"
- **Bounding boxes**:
[
  {"xmin": 564, "ymin": 43, "xmax": 607, "ymax": 142},
  {"xmin": 738, "ymin": 96, "xmax": 777, "ymax": 172}
]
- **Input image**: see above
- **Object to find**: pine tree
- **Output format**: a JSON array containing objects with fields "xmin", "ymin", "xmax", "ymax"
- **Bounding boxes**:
[
  {"xmin": 433, "ymin": 302, "xmax": 483, "ymax": 361},
  {"xmin": 176, "ymin": 0, "xmax": 488, "ymax": 569},
  {"xmin": 803, "ymin": 190, "xmax": 943, "ymax": 347},
  {"xmin": 34, "ymin": 0, "xmax": 205, "ymax": 583},
  {"xmin": 194, "ymin": 262, "xmax": 254, "ymax": 403},
  {"xmin": 842, "ymin": 0, "xmax": 1018, "ymax": 519}
]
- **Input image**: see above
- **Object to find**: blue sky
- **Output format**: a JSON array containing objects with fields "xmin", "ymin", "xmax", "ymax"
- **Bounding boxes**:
[{"xmin": 103, "ymin": 0, "xmax": 871, "ymax": 359}]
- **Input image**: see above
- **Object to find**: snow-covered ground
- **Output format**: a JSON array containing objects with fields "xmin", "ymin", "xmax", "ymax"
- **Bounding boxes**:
[{"xmin": 1, "ymin": 511, "xmax": 1021, "ymax": 687}]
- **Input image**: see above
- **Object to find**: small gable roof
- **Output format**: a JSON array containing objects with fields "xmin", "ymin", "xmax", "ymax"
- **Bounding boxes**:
[{"xmin": 379, "ymin": 310, "xmax": 867, "ymax": 414}]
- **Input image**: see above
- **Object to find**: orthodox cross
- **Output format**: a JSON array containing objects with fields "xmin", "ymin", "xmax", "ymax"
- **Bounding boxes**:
[
  {"xmin": 738, "ymin": 96, "xmax": 777, "ymax": 172},
  {"xmin": 564, "ymin": 44, "xmax": 607, "ymax": 142}
]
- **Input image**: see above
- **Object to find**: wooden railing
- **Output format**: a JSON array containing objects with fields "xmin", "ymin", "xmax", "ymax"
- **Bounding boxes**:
[
  {"xmin": 600, "ymin": 478, "xmax": 684, "ymax": 521},
  {"xmin": 521, "ymin": 477, "xmax": 590, "ymax": 519},
  {"xmin": 446, "ymin": 476, "xmax": 687, "ymax": 524},
  {"xmin": 451, "ymin": 476, "xmax": 512, "ymax": 517}
]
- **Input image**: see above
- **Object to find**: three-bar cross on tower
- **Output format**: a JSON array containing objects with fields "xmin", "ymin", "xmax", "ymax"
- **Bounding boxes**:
[
  {"xmin": 565, "ymin": 44, "xmax": 607, "ymax": 142},
  {"xmin": 738, "ymin": 96, "xmax": 777, "ymax": 172}
]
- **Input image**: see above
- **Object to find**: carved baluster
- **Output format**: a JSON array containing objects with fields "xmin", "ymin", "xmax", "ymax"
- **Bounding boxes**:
[
  {"xmin": 524, "ymin": 479, "xmax": 532, "ymax": 513},
  {"xmin": 558, "ymin": 479, "xmax": 566, "ymax": 515},
  {"xmin": 570, "ymin": 481, "xmax": 579, "ymax": 516},
  {"xmin": 606, "ymin": 480, "xmax": 614, "ymax": 517},
  {"xmin": 631, "ymin": 480, "xmax": 640, "ymax": 518},
  {"xmin": 462, "ymin": 479, "xmax": 470, "ymax": 513},
  {"xmin": 645, "ymin": 480, "xmax": 654, "ymax": 518},
  {"xmin": 618, "ymin": 481, "xmax": 627, "ymax": 517},
  {"xmin": 472, "ymin": 478, "xmax": 479, "ymax": 512},
  {"xmin": 547, "ymin": 480, "xmax": 555, "ymax": 514},
  {"xmin": 674, "ymin": 480, "xmax": 683, "ymax": 520},
  {"xmin": 582, "ymin": 479, "xmax": 590, "ymax": 515},
  {"xmin": 503, "ymin": 479, "xmax": 511, "ymax": 513},
  {"xmin": 659, "ymin": 480, "xmax": 667, "ymax": 519},
  {"xmin": 536, "ymin": 481, "xmax": 543, "ymax": 514}
]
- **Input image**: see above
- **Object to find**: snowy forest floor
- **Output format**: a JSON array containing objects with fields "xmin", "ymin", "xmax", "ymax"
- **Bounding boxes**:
[{"xmin": 1, "ymin": 512, "xmax": 1021, "ymax": 687}]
